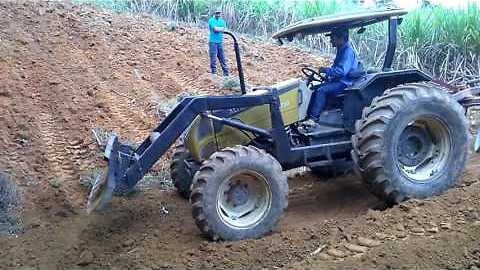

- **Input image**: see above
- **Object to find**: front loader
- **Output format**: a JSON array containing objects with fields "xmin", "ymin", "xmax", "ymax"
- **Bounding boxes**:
[{"xmin": 88, "ymin": 9, "xmax": 480, "ymax": 241}]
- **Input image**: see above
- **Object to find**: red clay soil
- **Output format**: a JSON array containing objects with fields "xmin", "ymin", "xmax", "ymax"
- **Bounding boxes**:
[{"xmin": 0, "ymin": 2, "xmax": 479, "ymax": 270}]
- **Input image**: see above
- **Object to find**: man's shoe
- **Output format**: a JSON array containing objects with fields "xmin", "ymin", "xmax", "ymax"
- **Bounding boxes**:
[{"xmin": 302, "ymin": 118, "xmax": 317, "ymax": 127}]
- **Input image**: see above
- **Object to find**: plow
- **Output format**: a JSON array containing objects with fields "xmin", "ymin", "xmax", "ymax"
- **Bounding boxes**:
[{"xmin": 87, "ymin": 9, "xmax": 480, "ymax": 241}]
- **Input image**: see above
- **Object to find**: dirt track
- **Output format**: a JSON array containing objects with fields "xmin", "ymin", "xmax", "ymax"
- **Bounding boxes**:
[{"xmin": 1, "ymin": 1, "xmax": 479, "ymax": 270}]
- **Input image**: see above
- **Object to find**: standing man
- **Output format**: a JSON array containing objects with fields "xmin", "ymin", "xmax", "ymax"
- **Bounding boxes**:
[
  {"xmin": 305, "ymin": 28, "xmax": 359, "ymax": 126},
  {"xmin": 208, "ymin": 9, "xmax": 229, "ymax": 76}
]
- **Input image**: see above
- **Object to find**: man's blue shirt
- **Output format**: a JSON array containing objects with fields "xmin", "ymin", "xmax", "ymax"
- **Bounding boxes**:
[
  {"xmin": 208, "ymin": 17, "xmax": 226, "ymax": 43},
  {"xmin": 324, "ymin": 42, "xmax": 359, "ymax": 87}
]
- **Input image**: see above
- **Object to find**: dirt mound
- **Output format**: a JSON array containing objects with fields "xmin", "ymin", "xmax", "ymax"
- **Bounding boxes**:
[{"xmin": 0, "ymin": 1, "xmax": 479, "ymax": 270}]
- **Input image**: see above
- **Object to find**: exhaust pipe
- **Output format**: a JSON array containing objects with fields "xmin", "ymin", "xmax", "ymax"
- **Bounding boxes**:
[{"xmin": 224, "ymin": 30, "xmax": 247, "ymax": 95}]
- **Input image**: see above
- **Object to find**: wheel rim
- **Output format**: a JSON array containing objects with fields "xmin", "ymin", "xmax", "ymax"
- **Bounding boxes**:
[
  {"xmin": 216, "ymin": 170, "xmax": 272, "ymax": 229},
  {"xmin": 396, "ymin": 116, "xmax": 452, "ymax": 182}
]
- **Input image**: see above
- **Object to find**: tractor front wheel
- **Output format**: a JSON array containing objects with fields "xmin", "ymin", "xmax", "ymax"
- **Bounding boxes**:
[
  {"xmin": 352, "ymin": 83, "xmax": 469, "ymax": 205},
  {"xmin": 170, "ymin": 143, "xmax": 196, "ymax": 199},
  {"xmin": 190, "ymin": 146, "xmax": 288, "ymax": 241}
]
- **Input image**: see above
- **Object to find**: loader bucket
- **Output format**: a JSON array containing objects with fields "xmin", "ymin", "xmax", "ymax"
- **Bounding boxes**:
[
  {"xmin": 475, "ymin": 128, "xmax": 480, "ymax": 153},
  {"xmin": 87, "ymin": 134, "xmax": 129, "ymax": 213}
]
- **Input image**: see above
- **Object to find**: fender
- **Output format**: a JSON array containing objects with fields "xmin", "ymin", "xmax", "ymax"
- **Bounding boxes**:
[{"xmin": 343, "ymin": 69, "xmax": 431, "ymax": 132}]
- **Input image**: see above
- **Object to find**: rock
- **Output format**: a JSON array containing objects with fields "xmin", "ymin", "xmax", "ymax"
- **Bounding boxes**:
[
  {"xmin": 28, "ymin": 218, "xmax": 42, "ymax": 228},
  {"xmin": 122, "ymin": 239, "xmax": 135, "ymax": 247},
  {"xmin": 427, "ymin": 227, "xmax": 439, "ymax": 233},
  {"xmin": 317, "ymin": 253, "xmax": 331, "ymax": 261},
  {"xmin": 411, "ymin": 227, "xmax": 425, "ymax": 235},
  {"xmin": 399, "ymin": 204, "xmax": 411, "ymax": 212},
  {"xmin": 344, "ymin": 243, "xmax": 368, "ymax": 253},
  {"xmin": 357, "ymin": 236, "xmax": 381, "ymax": 247},
  {"xmin": 77, "ymin": 250, "xmax": 94, "ymax": 266},
  {"xmin": 158, "ymin": 262, "xmax": 173, "ymax": 269},
  {"xmin": 326, "ymin": 248, "xmax": 346, "ymax": 258},
  {"xmin": 440, "ymin": 222, "xmax": 452, "ymax": 230},
  {"xmin": 0, "ymin": 90, "xmax": 11, "ymax": 97},
  {"xmin": 374, "ymin": 233, "xmax": 389, "ymax": 240}
]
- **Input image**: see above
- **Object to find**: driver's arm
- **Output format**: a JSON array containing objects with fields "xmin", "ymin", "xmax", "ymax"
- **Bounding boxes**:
[{"xmin": 323, "ymin": 48, "xmax": 355, "ymax": 79}]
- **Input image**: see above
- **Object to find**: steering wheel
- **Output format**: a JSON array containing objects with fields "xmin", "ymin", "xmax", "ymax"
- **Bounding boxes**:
[{"xmin": 301, "ymin": 67, "xmax": 325, "ymax": 86}]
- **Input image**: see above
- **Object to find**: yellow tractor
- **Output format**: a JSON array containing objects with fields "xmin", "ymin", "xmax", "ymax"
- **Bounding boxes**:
[{"xmin": 88, "ymin": 10, "xmax": 480, "ymax": 241}]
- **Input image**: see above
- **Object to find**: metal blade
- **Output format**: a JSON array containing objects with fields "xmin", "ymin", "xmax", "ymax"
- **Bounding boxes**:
[
  {"xmin": 86, "ymin": 168, "xmax": 115, "ymax": 214},
  {"xmin": 475, "ymin": 129, "xmax": 480, "ymax": 153}
]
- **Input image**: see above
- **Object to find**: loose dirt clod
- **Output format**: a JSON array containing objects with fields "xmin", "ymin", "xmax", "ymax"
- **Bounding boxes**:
[
  {"xmin": 327, "ymin": 248, "xmax": 347, "ymax": 258},
  {"xmin": 357, "ymin": 237, "xmax": 381, "ymax": 247},
  {"xmin": 344, "ymin": 243, "xmax": 368, "ymax": 253},
  {"xmin": 411, "ymin": 227, "xmax": 426, "ymax": 236},
  {"xmin": 77, "ymin": 250, "xmax": 94, "ymax": 266}
]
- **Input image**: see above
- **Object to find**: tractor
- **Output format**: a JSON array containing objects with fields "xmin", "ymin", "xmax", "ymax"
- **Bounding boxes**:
[{"xmin": 88, "ymin": 9, "xmax": 480, "ymax": 241}]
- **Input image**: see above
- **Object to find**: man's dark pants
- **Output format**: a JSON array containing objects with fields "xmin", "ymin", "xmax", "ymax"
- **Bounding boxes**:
[
  {"xmin": 308, "ymin": 82, "xmax": 347, "ymax": 120},
  {"xmin": 209, "ymin": 42, "xmax": 229, "ymax": 76}
]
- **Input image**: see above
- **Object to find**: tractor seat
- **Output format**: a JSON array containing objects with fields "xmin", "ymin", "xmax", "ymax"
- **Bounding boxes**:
[{"xmin": 347, "ymin": 69, "xmax": 365, "ymax": 79}]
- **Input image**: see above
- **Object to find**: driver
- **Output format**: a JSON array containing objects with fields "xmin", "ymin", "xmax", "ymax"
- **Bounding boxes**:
[{"xmin": 304, "ymin": 28, "xmax": 359, "ymax": 126}]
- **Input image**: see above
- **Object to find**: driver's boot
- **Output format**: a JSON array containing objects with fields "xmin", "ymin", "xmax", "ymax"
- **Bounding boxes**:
[{"xmin": 302, "ymin": 118, "xmax": 318, "ymax": 127}]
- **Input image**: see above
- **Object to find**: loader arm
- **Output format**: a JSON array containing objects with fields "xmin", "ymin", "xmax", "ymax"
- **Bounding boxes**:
[{"xmin": 105, "ymin": 94, "xmax": 281, "ymax": 194}]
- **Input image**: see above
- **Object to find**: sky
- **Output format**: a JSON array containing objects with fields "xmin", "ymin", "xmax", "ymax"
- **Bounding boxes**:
[{"xmin": 393, "ymin": 0, "xmax": 480, "ymax": 9}]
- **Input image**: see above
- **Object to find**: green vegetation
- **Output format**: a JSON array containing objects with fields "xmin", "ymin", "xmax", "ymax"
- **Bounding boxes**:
[
  {"xmin": 222, "ymin": 76, "xmax": 240, "ymax": 89},
  {"xmin": 49, "ymin": 178, "xmax": 62, "ymax": 189},
  {"xmin": 0, "ymin": 172, "xmax": 22, "ymax": 235},
  {"xmin": 75, "ymin": 0, "xmax": 479, "ymax": 82}
]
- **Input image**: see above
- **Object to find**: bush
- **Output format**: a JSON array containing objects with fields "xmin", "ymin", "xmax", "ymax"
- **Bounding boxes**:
[
  {"xmin": 0, "ymin": 172, "xmax": 20, "ymax": 212},
  {"xmin": 0, "ymin": 172, "xmax": 22, "ymax": 235}
]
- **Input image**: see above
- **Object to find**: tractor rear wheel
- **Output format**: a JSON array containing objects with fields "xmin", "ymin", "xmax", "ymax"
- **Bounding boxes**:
[
  {"xmin": 190, "ymin": 145, "xmax": 288, "ymax": 241},
  {"xmin": 170, "ymin": 143, "xmax": 196, "ymax": 199},
  {"xmin": 352, "ymin": 83, "xmax": 469, "ymax": 205}
]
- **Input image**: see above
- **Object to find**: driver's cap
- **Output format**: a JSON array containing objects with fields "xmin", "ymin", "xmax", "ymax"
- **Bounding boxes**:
[{"xmin": 326, "ymin": 28, "xmax": 349, "ymax": 39}]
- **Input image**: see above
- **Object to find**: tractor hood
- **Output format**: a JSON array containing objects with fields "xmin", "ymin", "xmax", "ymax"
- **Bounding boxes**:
[{"xmin": 272, "ymin": 9, "xmax": 407, "ymax": 42}]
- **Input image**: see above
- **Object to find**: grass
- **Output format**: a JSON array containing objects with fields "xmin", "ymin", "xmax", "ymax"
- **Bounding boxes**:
[
  {"xmin": 74, "ymin": 0, "xmax": 479, "ymax": 83},
  {"xmin": 49, "ymin": 178, "xmax": 62, "ymax": 189}
]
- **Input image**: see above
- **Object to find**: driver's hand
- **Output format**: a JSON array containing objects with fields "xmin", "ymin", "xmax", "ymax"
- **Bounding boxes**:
[{"xmin": 319, "ymin": 67, "xmax": 328, "ymax": 73}]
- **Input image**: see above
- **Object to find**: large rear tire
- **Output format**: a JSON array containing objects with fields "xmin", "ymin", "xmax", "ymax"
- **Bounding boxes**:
[
  {"xmin": 190, "ymin": 145, "xmax": 288, "ymax": 241},
  {"xmin": 352, "ymin": 83, "xmax": 469, "ymax": 204},
  {"xmin": 170, "ymin": 144, "xmax": 195, "ymax": 199}
]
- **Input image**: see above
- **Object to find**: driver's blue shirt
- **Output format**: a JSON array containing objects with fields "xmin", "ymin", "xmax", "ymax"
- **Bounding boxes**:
[{"xmin": 324, "ymin": 42, "xmax": 359, "ymax": 87}]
